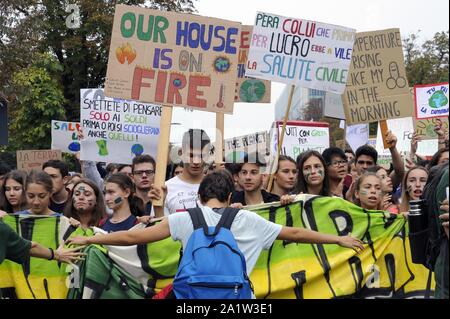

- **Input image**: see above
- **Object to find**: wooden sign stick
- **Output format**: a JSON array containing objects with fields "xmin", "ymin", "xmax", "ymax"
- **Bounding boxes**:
[
  {"xmin": 267, "ymin": 85, "xmax": 295, "ymax": 191},
  {"xmin": 152, "ymin": 105, "xmax": 173, "ymax": 214},
  {"xmin": 215, "ymin": 113, "xmax": 225, "ymax": 166},
  {"xmin": 380, "ymin": 120, "xmax": 390, "ymax": 149}
]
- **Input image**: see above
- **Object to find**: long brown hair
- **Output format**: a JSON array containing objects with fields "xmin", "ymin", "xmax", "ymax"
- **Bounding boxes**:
[
  {"xmin": 0, "ymin": 170, "xmax": 28, "ymax": 214},
  {"xmin": 400, "ymin": 166, "xmax": 429, "ymax": 212},
  {"xmin": 352, "ymin": 172, "xmax": 380, "ymax": 207},
  {"xmin": 64, "ymin": 178, "xmax": 107, "ymax": 227}
]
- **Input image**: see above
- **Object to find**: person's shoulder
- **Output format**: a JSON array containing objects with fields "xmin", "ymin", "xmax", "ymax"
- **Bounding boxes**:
[
  {"xmin": 261, "ymin": 190, "xmax": 280, "ymax": 203},
  {"xmin": 230, "ymin": 191, "xmax": 245, "ymax": 203}
]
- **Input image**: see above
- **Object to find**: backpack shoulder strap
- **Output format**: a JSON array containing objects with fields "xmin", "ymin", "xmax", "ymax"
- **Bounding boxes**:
[
  {"xmin": 213, "ymin": 207, "xmax": 240, "ymax": 235},
  {"xmin": 187, "ymin": 207, "xmax": 209, "ymax": 234}
]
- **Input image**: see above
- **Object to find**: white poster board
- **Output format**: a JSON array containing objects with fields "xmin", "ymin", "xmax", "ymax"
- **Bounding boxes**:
[
  {"xmin": 224, "ymin": 131, "xmax": 269, "ymax": 163},
  {"xmin": 346, "ymin": 124, "xmax": 369, "ymax": 152},
  {"xmin": 414, "ymin": 83, "xmax": 449, "ymax": 119},
  {"xmin": 51, "ymin": 120, "xmax": 80, "ymax": 154},
  {"xmin": 80, "ymin": 88, "xmax": 161, "ymax": 164}
]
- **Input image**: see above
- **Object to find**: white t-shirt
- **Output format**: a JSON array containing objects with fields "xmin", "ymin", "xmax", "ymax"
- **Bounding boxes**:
[
  {"xmin": 168, "ymin": 206, "xmax": 283, "ymax": 275},
  {"xmin": 164, "ymin": 176, "xmax": 200, "ymax": 215}
]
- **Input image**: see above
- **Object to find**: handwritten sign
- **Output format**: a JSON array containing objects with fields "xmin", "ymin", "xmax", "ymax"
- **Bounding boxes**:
[
  {"xmin": 246, "ymin": 12, "xmax": 355, "ymax": 94},
  {"xmin": 17, "ymin": 150, "xmax": 62, "ymax": 171},
  {"xmin": 343, "ymin": 29, "xmax": 413, "ymax": 125},
  {"xmin": 414, "ymin": 117, "xmax": 449, "ymax": 140},
  {"xmin": 104, "ymin": 5, "xmax": 241, "ymax": 114},
  {"xmin": 235, "ymin": 26, "xmax": 271, "ymax": 103},
  {"xmin": 80, "ymin": 88, "xmax": 161, "ymax": 165},
  {"xmin": 224, "ymin": 131, "xmax": 269, "ymax": 162},
  {"xmin": 271, "ymin": 121, "xmax": 329, "ymax": 160},
  {"xmin": 414, "ymin": 83, "xmax": 449, "ymax": 119},
  {"xmin": 51, "ymin": 120, "xmax": 80, "ymax": 153}
]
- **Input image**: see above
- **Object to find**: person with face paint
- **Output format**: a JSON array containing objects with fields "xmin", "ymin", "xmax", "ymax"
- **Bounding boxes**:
[
  {"xmin": 400, "ymin": 166, "xmax": 429, "ymax": 213},
  {"xmin": 272, "ymin": 156, "xmax": 298, "ymax": 197},
  {"xmin": 322, "ymin": 147, "xmax": 348, "ymax": 198},
  {"xmin": 64, "ymin": 179, "xmax": 107, "ymax": 230},
  {"xmin": 99, "ymin": 174, "xmax": 139, "ymax": 233},
  {"xmin": 18, "ymin": 170, "xmax": 59, "ymax": 216},
  {"xmin": 367, "ymin": 166, "xmax": 400, "ymax": 214},
  {"xmin": 0, "ymin": 170, "xmax": 28, "ymax": 217},
  {"xmin": 353, "ymin": 172, "xmax": 383, "ymax": 210},
  {"xmin": 296, "ymin": 151, "xmax": 330, "ymax": 196}
]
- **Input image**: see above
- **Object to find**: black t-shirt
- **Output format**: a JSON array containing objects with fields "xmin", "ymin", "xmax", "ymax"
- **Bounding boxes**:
[
  {"xmin": 231, "ymin": 190, "xmax": 280, "ymax": 206},
  {"xmin": 49, "ymin": 198, "xmax": 68, "ymax": 215}
]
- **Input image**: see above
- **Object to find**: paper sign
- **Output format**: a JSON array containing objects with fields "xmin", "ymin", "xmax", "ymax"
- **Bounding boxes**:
[
  {"xmin": 0, "ymin": 97, "xmax": 7, "ymax": 146},
  {"xmin": 324, "ymin": 91, "xmax": 346, "ymax": 119},
  {"xmin": 104, "ymin": 5, "xmax": 241, "ymax": 114},
  {"xmin": 346, "ymin": 124, "xmax": 369, "ymax": 152},
  {"xmin": 414, "ymin": 116, "xmax": 449, "ymax": 140},
  {"xmin": 51, "ymin": 120, "xmax": 81, "ymax": 153},
  {"xmin": 224, "ymin": 131, "xmax": 269, "ymax": 162},
  {"xmin": 343, "ymin": 29, "xmax": 413, "ymax": 125},
  {"xmin": 17, "ymin": 150, "xmax": 62, "ymax": 171},
  {"xmin": 271, "ymin": 121, "xmax": 329, "ymax": 161},
  {"xmin": 414, "ymin": 83, "xmax": 449, "ymax": 119},
  {"xmin": 235, "ymin": 26, "xmax": 271, "ymax": 103},
  {"xmin": 80, "ymin": 88, "xmax": 161, "ymax": 165},
  {"xmin": 246, "ymin": 12, "xmax": 355, "ymax": 94}
]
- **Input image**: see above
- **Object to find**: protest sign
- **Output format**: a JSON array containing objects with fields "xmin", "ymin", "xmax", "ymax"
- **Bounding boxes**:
[
  {"xmin": 16, "ymin": 150, "xmax": 62, "ymax": 171},
  {"xmin": 375, "ymin": 117, "xmax": 438, "ymax": 156},
  {"xmin": 224, "ymin": 131, "xmax": 269, "ymax": 163},
  {"xmin": 346, "ymin": 123, "xmax": 369, "ymax": 152},
  {"xmin": 80, "ymin": 88, "xmax": 161, "ymax": 164},
  {"xmin": 343, "ymin": 29, "xmax": 413, "ymax": 125},
  {"xmin": 271, "ymin": 121, "xmax": 329, "ymax": 161},
  {"xmin": 51, "ymin": 120, "xmax": 80, "ymax": 153},
  {"xmin": 324, "ymin": 91, "xmax": 346, "ymax": 119},
  {"xmin": 246, "ymin": 12, "xmax": 355, "ymax": 94},
  {"xmin": 236, "ymin": 25, "xmax": 271, "ymax": 103},
  {"xmin": 414, "ymin": 82, "xmax": 449, "ymax": 119},
  {"xmin": 0, "ymin": 96, "xmax": 7, "ymax": 146},
  {"xmin": 104, "ymin": 4, "xmax": 241, "ymax": 114},
  {"xmin": 414, "ymin": 116, "xmax": 449, "ymax": 140}
]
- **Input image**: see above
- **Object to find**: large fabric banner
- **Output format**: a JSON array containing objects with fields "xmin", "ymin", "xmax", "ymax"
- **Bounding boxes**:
[{"xmin": 1, "ymin": 196, "xmax": 434, "ymax": 299}]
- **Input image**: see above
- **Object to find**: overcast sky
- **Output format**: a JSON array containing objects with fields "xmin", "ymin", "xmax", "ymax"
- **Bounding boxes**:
[{"xmin": 170, "ymin": 0, "xmax": 449, "ymax": 143}]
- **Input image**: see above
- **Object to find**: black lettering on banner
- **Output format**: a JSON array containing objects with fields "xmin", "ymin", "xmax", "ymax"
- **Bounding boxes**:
[
  {"xmin": 384, "ymin": 254, "xmax": 396, "ymax": 295},
  {"xmin": 329, "ymin": 210, "xmax": 353, "ymax": 236},
  {"xmin": 263, "ymin": 206, "xmax": 278, "ymax": 299},
  {"xmin": 283, "ymin": 205, "xmax": 295, "ymax": 247},
  {"xmin": 362, "ymin": 210, "xmax": 377, "ymax": 262},
  {"xmin": 291, "ymin": 270, "xmax": 306, "ymax": 299},
  {"xmin": 348, "ymin": 256, "xmax": 364, "ymax": 291}
]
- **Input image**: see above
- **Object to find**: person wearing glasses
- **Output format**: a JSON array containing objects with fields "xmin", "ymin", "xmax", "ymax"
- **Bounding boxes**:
[{"xmin": 322, "ymin": 147, "xmax": 348, "ymax": 198}]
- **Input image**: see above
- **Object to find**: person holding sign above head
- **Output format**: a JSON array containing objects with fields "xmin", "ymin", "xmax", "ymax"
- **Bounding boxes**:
[
  {"xmin": 230, "ymin": 154, "xmax": 280, "ymax": 207},
  {"xmin": 0, "ymin": 170, "xmax": 28, "ymax": 218},
  {"xmin": 162, "ymin": 129, "xmax": 212, "ymax": 215},
  {"xmin": 295, "ymin": 150, "xmax": 330, "ymax": 196},
  {"xmin": 271, "ymin": 155, "xmax": 298, "ymax": 197},
  {"xmin": 43, "ymin": 160, "xmax": 71, "ymax": 214}
]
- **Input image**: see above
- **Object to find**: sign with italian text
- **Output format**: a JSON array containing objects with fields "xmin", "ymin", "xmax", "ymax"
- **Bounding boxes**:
[
  {"xmin": 16, "ymin": 150, "xmax": 62, "ymax": 171},
  {"xmin": 246, "ymin": 12, "xmax": 355, "ymax": 94},
  {"xmin": 80, "ymin": 88, "xmax": 161, "ymax": 165},
  {"xmin": 414, "ymin": 117, "xmax": 449, "ymax": 140},
  {"xmin": 414, "ymin": 83, "xmax": 449, "ymax": 119},
  {"xmin": 343, "ymin": 29, "xmax": 413, "ymax": 125},
  {"xmin": 104, "ymin": 5, "xmax": 241, "ymax": 114},
  {"xmin": 51, "ymin": 120, "xmax": 81, "ymax": 154}
]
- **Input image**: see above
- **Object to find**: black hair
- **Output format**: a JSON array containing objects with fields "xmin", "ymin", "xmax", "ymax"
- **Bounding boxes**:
[
  {"xmin": 42, "ymin": 160, "xmax": 69, "ymax": 177},
  {"xmin": 428, "ymin": 148, "xmax": 449, "ymax": 169},
  {"xmin": 198, "ymin": 171, "xmax": 235, "ymax": 203},
  {"xmin": 345, "ymin": 149, "xmax": 355, "ymax": 156},
  {"xmin": 355, "ymin": 145, "xmax": 378, "ymax": 164},
  {"xmin": 0, "ymin": 170, "xmax": 27, "ymax": 214},
  {"xmin": 132, "ymin": 154, "xmax": 156, "ymax": 172},
  {"xmin": 170, "ymin": 161, "xmax": 184, "ymax": 178},
  {"xmin": 295, "ymin": 150, "xmax": 330, "ymax": 196},
  {"xmin": 237, "ymin": 153, "xmax": 266, "ymax": 172},
  {"xmin": 117, "ymin": 164, "xmax": 132, "ymax": 173},
  {"xmin": 0, "ymin": 162, "xmax": 11, "ymax": 176},
  {"xmin": 105, "ymin": 173, "xmax": 141, "ymax": 215},
  {"xmin": 322, "ymin": 147, "xmax": 346, "ymax": 166},
  {"xmin": 182, "ymin": 129, "xmax": 211, "ymax": 151},
  {"xmin": 26, "ymin": 170, "xmax": 53, "ymax": 194}
]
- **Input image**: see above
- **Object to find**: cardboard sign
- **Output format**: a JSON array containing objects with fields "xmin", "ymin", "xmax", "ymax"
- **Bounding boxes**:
[
  {"xmin": 80, "ymin": 88, "xmax": 161, "ymax": 165},
  {"xmin": 343, "ymin": 29, "xmax": 413, "ymax": 125},
  {"xmin": 414, "ymin": 83, "xmax": 449, "ymax": 119},
  {"xmin": 414, "ymin": 116, "xmax": 449, "ymax": 140},
  {"xmin": 51, "ymin": 120, "xmax": 81, "ymax": 153},
  {"xmin": 104, "ymin": 5, "xmax": 241, "ymax": 114},
  {"xmin": 235, "ymin": 26, "xmax": 271, "ymax": 103},
  {"xmin": 17, "ymin": 150, "xmax": 62, "ymax": 171},
  {"xmin": 224, "ymin": 131, "xmax": 269, "ymax": 163},
  {"xmin": 0, "ymin": 97, "xmax": 7, "ymax": 146},
  {"xmin": 271, "ymin": 121, "xmax": 329, "ymax": 161},
  {"xmin": 375, "ymin": 117, "xmax": 438, "ymax": 156},
  {"xmin": 246, "ymin": 12, "xmax": 355, "ymax": 94}
]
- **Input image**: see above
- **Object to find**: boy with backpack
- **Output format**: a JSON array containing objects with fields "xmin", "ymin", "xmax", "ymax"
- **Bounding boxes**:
[{"xmin": 69, "ymin": 171, "xmax": 364, "ymax": 299}]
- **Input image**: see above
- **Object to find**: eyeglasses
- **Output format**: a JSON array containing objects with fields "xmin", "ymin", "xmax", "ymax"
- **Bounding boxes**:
[
  {"xmin": 357, "ymin": 160, "xmax": 374, "ymax": 166},
  {"xmin": 328, "ymin": 160, "xmax": 348, "ymax": 167},
  {"xmin": 133, "ymin": 170, "xmax": 155, "ymax": 177}
]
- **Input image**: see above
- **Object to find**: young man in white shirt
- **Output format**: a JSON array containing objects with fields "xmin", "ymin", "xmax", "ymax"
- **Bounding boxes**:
[
  {"xmin": 69, "ymin": 171, "xmax": 364, "ymax": 278},
  {"xmin": 163, "ymin": 129, "xmax": 212, "ymax": 215}
]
